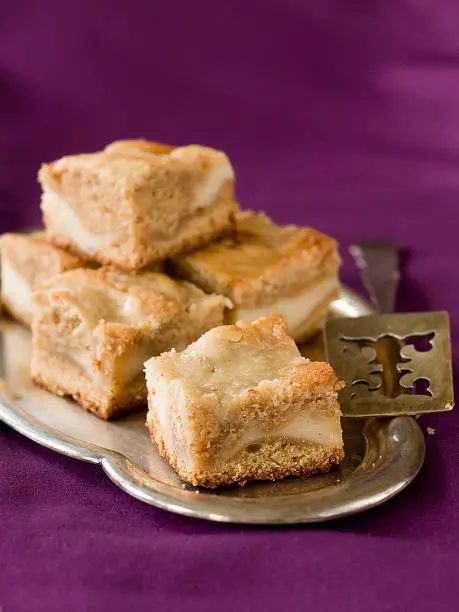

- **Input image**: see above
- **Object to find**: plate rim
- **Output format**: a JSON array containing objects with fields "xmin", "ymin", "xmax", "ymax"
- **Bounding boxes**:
[{"xmin": 0, "ymin": 286, "xmax": 426, "ymax": 524}]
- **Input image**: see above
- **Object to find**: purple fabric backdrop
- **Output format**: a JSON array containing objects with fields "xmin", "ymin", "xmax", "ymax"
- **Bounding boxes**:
[{"xmin": 1, "ymin": 1, "xmax": 459, "ymax": 610}]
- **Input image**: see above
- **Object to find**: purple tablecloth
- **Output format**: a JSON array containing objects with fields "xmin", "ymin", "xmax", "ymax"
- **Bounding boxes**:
[{"xmin": 1, "ymin": 2, "xmax": 459, "ymax": 610}]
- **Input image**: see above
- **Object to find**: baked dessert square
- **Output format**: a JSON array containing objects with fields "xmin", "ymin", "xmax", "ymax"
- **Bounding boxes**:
[
  {"xmin": 38, "ymin": 139, "xmax": 239, "ymax": 271},
  {"xmin": 31, "ymin": 267, "xmax": 230, "ymax": 419},
  {"xmin": 145, "ymin": 314, "xmax": 344, "ymax": 488},
  {"xmin": 170, "ymin": 211, "xmax": 341, "ymax": 343},
  {"xmin": 0, "ymin": 232, "xmax": 82, "ymax": 327}
]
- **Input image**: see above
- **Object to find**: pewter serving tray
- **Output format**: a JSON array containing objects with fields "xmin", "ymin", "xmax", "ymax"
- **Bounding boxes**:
[{"xmin": 0, "ymin": 288, "xmax": 425, "ymax": 524}]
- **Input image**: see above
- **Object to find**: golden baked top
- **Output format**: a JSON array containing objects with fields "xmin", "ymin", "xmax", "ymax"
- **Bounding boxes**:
[
  {"xmin": 148, "ymin": 314, "xmax": 342, "ymax": 402},
  {"xmin": 33, "ymin": 267, "xmax": 229, "ymax": 331},
  {"xmin": 38, "ymin": 142, "xmax": 235, "ymax": 207},
  {"xmin": 172, "ymin": 211, "xmax": 340, "ymax": 302}
]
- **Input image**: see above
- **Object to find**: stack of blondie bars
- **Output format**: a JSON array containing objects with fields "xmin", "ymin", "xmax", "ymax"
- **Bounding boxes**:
[{"xmin": 0, "ymin": 139, "xmax": 344, "ymax": 487}]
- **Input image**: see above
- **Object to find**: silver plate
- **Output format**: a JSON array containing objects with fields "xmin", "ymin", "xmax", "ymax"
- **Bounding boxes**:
[{"xmin": 0, "ymin": 287, "xmax": 425, "ymax": 524}]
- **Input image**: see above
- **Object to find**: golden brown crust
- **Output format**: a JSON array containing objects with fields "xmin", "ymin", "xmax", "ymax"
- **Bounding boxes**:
[
  {"xmin": 171, "ymin": 211, "xmax": 340, "ymax": 305},
  {"xmin": 148, "ymin": 414, "xmax": 343, "ymax": 488}
]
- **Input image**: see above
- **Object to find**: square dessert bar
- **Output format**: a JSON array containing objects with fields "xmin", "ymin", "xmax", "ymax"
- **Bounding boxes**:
[
  {"xmin": 31, "ymin": 267, "xmax": 230, "ymax": 419},
  {"xmin": 38, "ymin": 139, "xmax": 239, "ymax": 271},
  {"xmin": 145, "ymin": 315, "xmax": 344, "ymax": 488},
  {"xmin": 170, "ymin": 211, "xmax": 341, "ymax": 343},
  {"xmin": 0, "ymin": 232, "xmax": 82, "ymax": 327}
]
